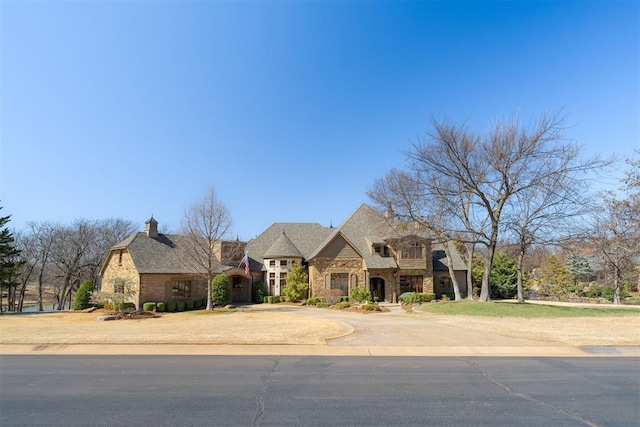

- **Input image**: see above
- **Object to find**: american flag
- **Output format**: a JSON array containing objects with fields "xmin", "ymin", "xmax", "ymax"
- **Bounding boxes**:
[{"xmin": 240, "ymin": 253, "xmax": 250, "ymax": 275}]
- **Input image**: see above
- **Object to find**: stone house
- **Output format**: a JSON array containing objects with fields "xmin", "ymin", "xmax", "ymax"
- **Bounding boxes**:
[
  {"xmin": 99, "ymin": 217, "xmax": 251, "ymax": 308},
  {"xmin": 100, "ymin": 205, "xmax": 468, "ymax": 308},
  {"xmin": 246, "ymin": 204, "xmax": 468, "ymax": 302}
]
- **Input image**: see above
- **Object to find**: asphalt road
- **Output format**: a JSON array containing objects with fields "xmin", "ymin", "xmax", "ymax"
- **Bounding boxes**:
[{"xmin": 1, "ymin": 356, "xmax": 638, "ymax": 426}]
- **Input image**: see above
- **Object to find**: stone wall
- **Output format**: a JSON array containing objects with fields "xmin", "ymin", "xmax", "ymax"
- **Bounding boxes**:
[
  {"xmin": 309, "ymin": 258, "xmax": 363, "ymax": 298},
  {"xmin": 100, "ymin": 249, "xmax": 140, "ymax": 307}
]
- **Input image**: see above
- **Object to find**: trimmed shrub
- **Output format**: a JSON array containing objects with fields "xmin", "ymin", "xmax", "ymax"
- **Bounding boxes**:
[
  {"xmin": 316, "ymin": 302, "xmax": 331, "ymax": 308},
  {"xmin": 185, "ymin": 299, "xmax": 194, "ymax": 310},
  {"xmin": 211, "ymin": 275, "xmax": 232, "ymax": 306},
  {"xmin": 122, "ymin": 302, "xmax": 136, "ymax": 311},
  {"xmin": 362, "ymin": 303, "xmax": 381, "ymax": 311},
  {"xmin": 193, "ymin": 299, "xmax": 202, "ymax": 309},
  {"xmin": 176, "ymin": 300, "xmax": 185, "ymax": 312},
  {"xmin": 336, "ymin": 301, "xmax": 350, "ymax": 309},
  {"xmin": 156, "ymin": 302, "xmax": 166, "ymax": 312},
  {"xmin": 306, "ymin": 297, "xmax": 321, "ymax": 306},
  {"xmin": 165, "ymin": 301, "xmax": 176, "ymax": 312},
  {"xmin": 400, "ymin": 292, "xmax": 436, "ymax": 304},
  {"xmin": 73, "ymin": 280, "xmax": 94, "ymax": 310},
  {"xmin": 266, "ymin": 296, "xmax": 275, "ymax": 304},
  {"xmin": 142, "ymin": 302, "xmax": 156, "ymax": 312},
  {"xmin": 263, "ymin": 296, "xmax": 269, "ymax": 303}
]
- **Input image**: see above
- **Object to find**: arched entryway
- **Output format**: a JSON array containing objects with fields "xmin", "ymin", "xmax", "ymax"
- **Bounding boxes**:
[
  {"xmin": 229, "ymin": 274, "xmax": 251, "ymax": 303},
  {"xmin": 370, "ymin": 277, "xmax": 386, "ymax": 302}
]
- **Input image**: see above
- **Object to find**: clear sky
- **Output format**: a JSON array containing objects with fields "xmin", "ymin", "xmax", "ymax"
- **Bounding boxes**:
[{"xmin": 1, "ymin": 1, "xmax": 638, "ymax": 240}]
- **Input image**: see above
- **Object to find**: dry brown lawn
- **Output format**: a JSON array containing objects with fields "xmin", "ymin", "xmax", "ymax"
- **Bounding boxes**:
[
  {"xmin": 1, "ymin": 307, "xmax": 638, "ymax": 346},
  {"xmin": 0, "ymin": 310, "xmax": 353, "ymax": 345},
  {"xmin": 430, "ymin": 315, "xmax": 640, "ymax": 346}
]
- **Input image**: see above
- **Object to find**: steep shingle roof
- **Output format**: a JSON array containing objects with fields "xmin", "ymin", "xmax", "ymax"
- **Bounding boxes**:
[
  {"xmin": 309, "ymin": 204, "xmax": 399, "ymax": 269},
  {"xmin": 103, "ymin": 231, "xmax": 232, "ymax": 275},
  {"xmin": 263, "ymin": 230, "xmax": 303, "ymax": 258},
  {"xmin": 432, "ymin": 243, "xmax": 467, "ymax": 271},
  {"xmin": 245, "ymin": 223, "xmax": 331, "ymax": 271}
]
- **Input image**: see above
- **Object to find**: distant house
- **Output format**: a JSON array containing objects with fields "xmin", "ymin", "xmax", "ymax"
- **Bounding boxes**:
[{"xmin": 100, "ymin": 206, "xmax": 468, "ymax": 308}]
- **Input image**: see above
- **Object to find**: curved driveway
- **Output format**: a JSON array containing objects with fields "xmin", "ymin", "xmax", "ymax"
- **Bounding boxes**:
[{"xmin": 249, "ymin": 304, "xmax": 557, "ymax": 347}]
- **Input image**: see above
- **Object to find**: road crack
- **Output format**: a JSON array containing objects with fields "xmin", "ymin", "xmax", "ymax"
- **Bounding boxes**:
[
  {"xmin": 465, "ymin": 360, "xmax": 599, "ymax": 427},
  {"xmin": 252, "ymin": 357, "xmax": 280, "ymax": 426}
]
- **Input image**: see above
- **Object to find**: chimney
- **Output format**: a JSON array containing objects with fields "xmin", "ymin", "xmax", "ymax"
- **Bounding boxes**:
[
  {"xmin": 385, "ymin": 204, "xmax": 394, "ymax": 220},
  {"xmin": 145, "ymin": 216, "xmax": 158, "ymax": 238}
]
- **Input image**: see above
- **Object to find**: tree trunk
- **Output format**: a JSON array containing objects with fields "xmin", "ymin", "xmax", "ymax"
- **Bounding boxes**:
[
  {"xmin": 443, "ymin": 241, "xmax": 462, "ymax": 300},
  {"xmin": 613, "ymin": 267, "xmax": 621, "ymax": 305},
  {"xmin": 206, "ymin": 275, "xmax": 213, "ymax": 311},
  {"xmin": 466, "ymin": 243, "xmax": 475, "ymax": 300},
  {"xmin": 479, "ymin": 243, "xmax": 497, "ymax": 302},
  {"xmin": 516, "ymin": 249, "xmax": 525, "ymax": 303}
]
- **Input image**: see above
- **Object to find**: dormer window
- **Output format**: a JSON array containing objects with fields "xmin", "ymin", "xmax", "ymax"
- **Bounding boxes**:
[{"xmin": 374, "ymin": 246, "xmax": 381, "ymax": 254}]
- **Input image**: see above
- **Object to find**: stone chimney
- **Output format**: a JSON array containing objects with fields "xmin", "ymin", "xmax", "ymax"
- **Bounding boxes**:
[
  {"xmin": 145, "ymin": 216, "xmax": 158, "ymax": 238},
  {"xmin": 384, "ymin": 204, "xmax": 394, "ymax": 220}
]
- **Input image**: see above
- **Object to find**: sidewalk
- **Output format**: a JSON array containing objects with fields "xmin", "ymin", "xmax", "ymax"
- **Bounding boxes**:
[{"xmin": 2, "ymin": 343, "xmax": 639, "ymax": 357}]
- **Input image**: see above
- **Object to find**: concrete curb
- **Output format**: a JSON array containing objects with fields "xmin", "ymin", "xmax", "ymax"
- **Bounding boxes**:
[{"xmin": 1, "ymin": 344, "xmax": 639, "ymax": 357}]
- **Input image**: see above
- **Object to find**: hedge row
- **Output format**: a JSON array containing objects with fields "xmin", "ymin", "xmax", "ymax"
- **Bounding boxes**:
[
  {"xmin": 398, "ymin": 292, "xmax": 436, "ymax": 304},
  {"xmin": 142, "ymin": 298, "xmax": 207, "ymax": 312},
  {"xmin": 263, "ymin": 296, "xmax": 286, "ymax": 304}
]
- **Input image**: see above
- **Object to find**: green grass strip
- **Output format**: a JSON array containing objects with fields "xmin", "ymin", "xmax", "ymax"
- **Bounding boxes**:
[{"xmin": 415, "ymin": 300, "xmax": 640, "ymax": 318}]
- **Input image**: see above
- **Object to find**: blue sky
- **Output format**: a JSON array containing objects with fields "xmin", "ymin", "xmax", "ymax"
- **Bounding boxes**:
[{"xmin": 1, "ymin": 1, "xmax": 638, "ymax": 240}]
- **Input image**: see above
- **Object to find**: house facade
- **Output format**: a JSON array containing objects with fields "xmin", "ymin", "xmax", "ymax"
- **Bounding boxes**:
[
  {"xmin": 100, "ymin": 217, "xmax": 251, "ymax": 308},
  {"xmin": 100, "ymin": 205, "xmax": 468, "ymax": 308},
  {"xmin": 245, "ymin": 204, "xmax": 468, "ymax": 303}
]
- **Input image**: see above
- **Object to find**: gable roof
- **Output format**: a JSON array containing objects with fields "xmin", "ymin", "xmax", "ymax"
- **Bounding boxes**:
[
  {"xmin": 245, "ymin": 223, "xmax": 331, "ymax": 271},
  {"xmin": 101, "ymin": 231, "xmax": 240, "ymax": 276},
  {"xmin": 309, "ymin": 204, "xmax": 404, "ymax": 269}
]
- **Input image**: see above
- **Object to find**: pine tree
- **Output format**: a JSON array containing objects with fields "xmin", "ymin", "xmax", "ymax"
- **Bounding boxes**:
[{"xmin": 0, "ymin": 206, "xmax": 23, "ymax": 312}]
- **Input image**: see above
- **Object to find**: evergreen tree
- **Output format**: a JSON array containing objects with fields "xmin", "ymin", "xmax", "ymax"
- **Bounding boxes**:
[
  {"xmin": 489, "ymin": 251, "xmax": 518, "ymax": 299},
  {"xmin": 73, "ymin": 279, "xmax": 94, "ymax": 310},
  {"xmin": 0, "ymin": 206, "xmax": 23, "ymax": 312},
  {"xmin": 282, "ymin": 262, "xmax": 309, "ymax": 303}
]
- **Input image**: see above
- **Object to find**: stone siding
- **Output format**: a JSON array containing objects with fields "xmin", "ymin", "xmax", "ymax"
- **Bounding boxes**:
[
  {"xmin": 309, "ymin": 258, "xmax": 363, "ymax": 298},
  {"xmin": 101, "ymin": 249, "xmax": 140, "ymax": 307}
]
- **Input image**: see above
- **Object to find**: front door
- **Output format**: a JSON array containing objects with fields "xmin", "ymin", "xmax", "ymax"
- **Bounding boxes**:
[{"xmin": 370, "ymin": 277, "xmax": 385, "ymax": 302}]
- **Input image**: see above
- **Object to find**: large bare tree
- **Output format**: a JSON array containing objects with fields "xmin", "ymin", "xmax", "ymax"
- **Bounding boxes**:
[
  {"xmin": 370, "ymin": 113, "xmax": 608, "ymax": 301},
  {"xmin": 179, "ymin": 186, "xmax": 233, "ymax": 311}
]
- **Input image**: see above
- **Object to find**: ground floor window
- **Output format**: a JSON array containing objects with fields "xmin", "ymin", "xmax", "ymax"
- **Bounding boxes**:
[
  {"xmin": 330, "ymin": 273, "xmax": 349, "ymax": 295},
  {"xmin": 172, "ymin": 280, "xmax": 191, "ymax": 298},
  {"xmin": 269, "ymin": 272, "xmax": 276, "ymax": 288},
  {"xmin": 400, "ymin": 275, "xmax": 423, "ymax": 293},
  {"xmin": 113, "ymin": 278, "xmax": 125, "ymax": 294},
  {"xmin": 280, "ymin": 272, "xmax": 287, "ymax": 288}
]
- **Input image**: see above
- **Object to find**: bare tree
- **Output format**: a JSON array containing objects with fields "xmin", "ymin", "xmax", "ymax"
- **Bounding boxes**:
[
  {"xmin": 25, "ymin": 221, "xmax": 57, "ymax": 310},
  {"xmin": 179, "ymin": 186, "xmax": 233, "ymax": 310},
  {"xmin": 590, "ymin": 194, "xmax": 639, "ymax": 304},
  {"xmin": 371, "ymin": 112, "xmax": 609, "ymax": 302},
  {"xmin": 502, "ymin": 161, "xmax": 597, "ymax": 302},
  {"xmin": 49, "ymin": 220, "xmax": 100, "ymax": 310}
]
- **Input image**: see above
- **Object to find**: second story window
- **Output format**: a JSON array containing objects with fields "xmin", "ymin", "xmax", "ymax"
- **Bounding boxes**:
[
  {"xmin": 280, "ymin": 260, "xmax": 287, "ymax": 267},
  {"xmin": 269, "ymin": 260, "xmax": 276, "ymax": 267},
  {"xmin": 402, "ymin": 242, "xmax": 423, "ymax": 259}
]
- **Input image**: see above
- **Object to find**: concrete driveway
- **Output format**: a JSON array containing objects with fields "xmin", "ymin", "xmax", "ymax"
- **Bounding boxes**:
[{"xmin": 247, "ymin": 303, "xmax": 557, "ymax": 347}]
